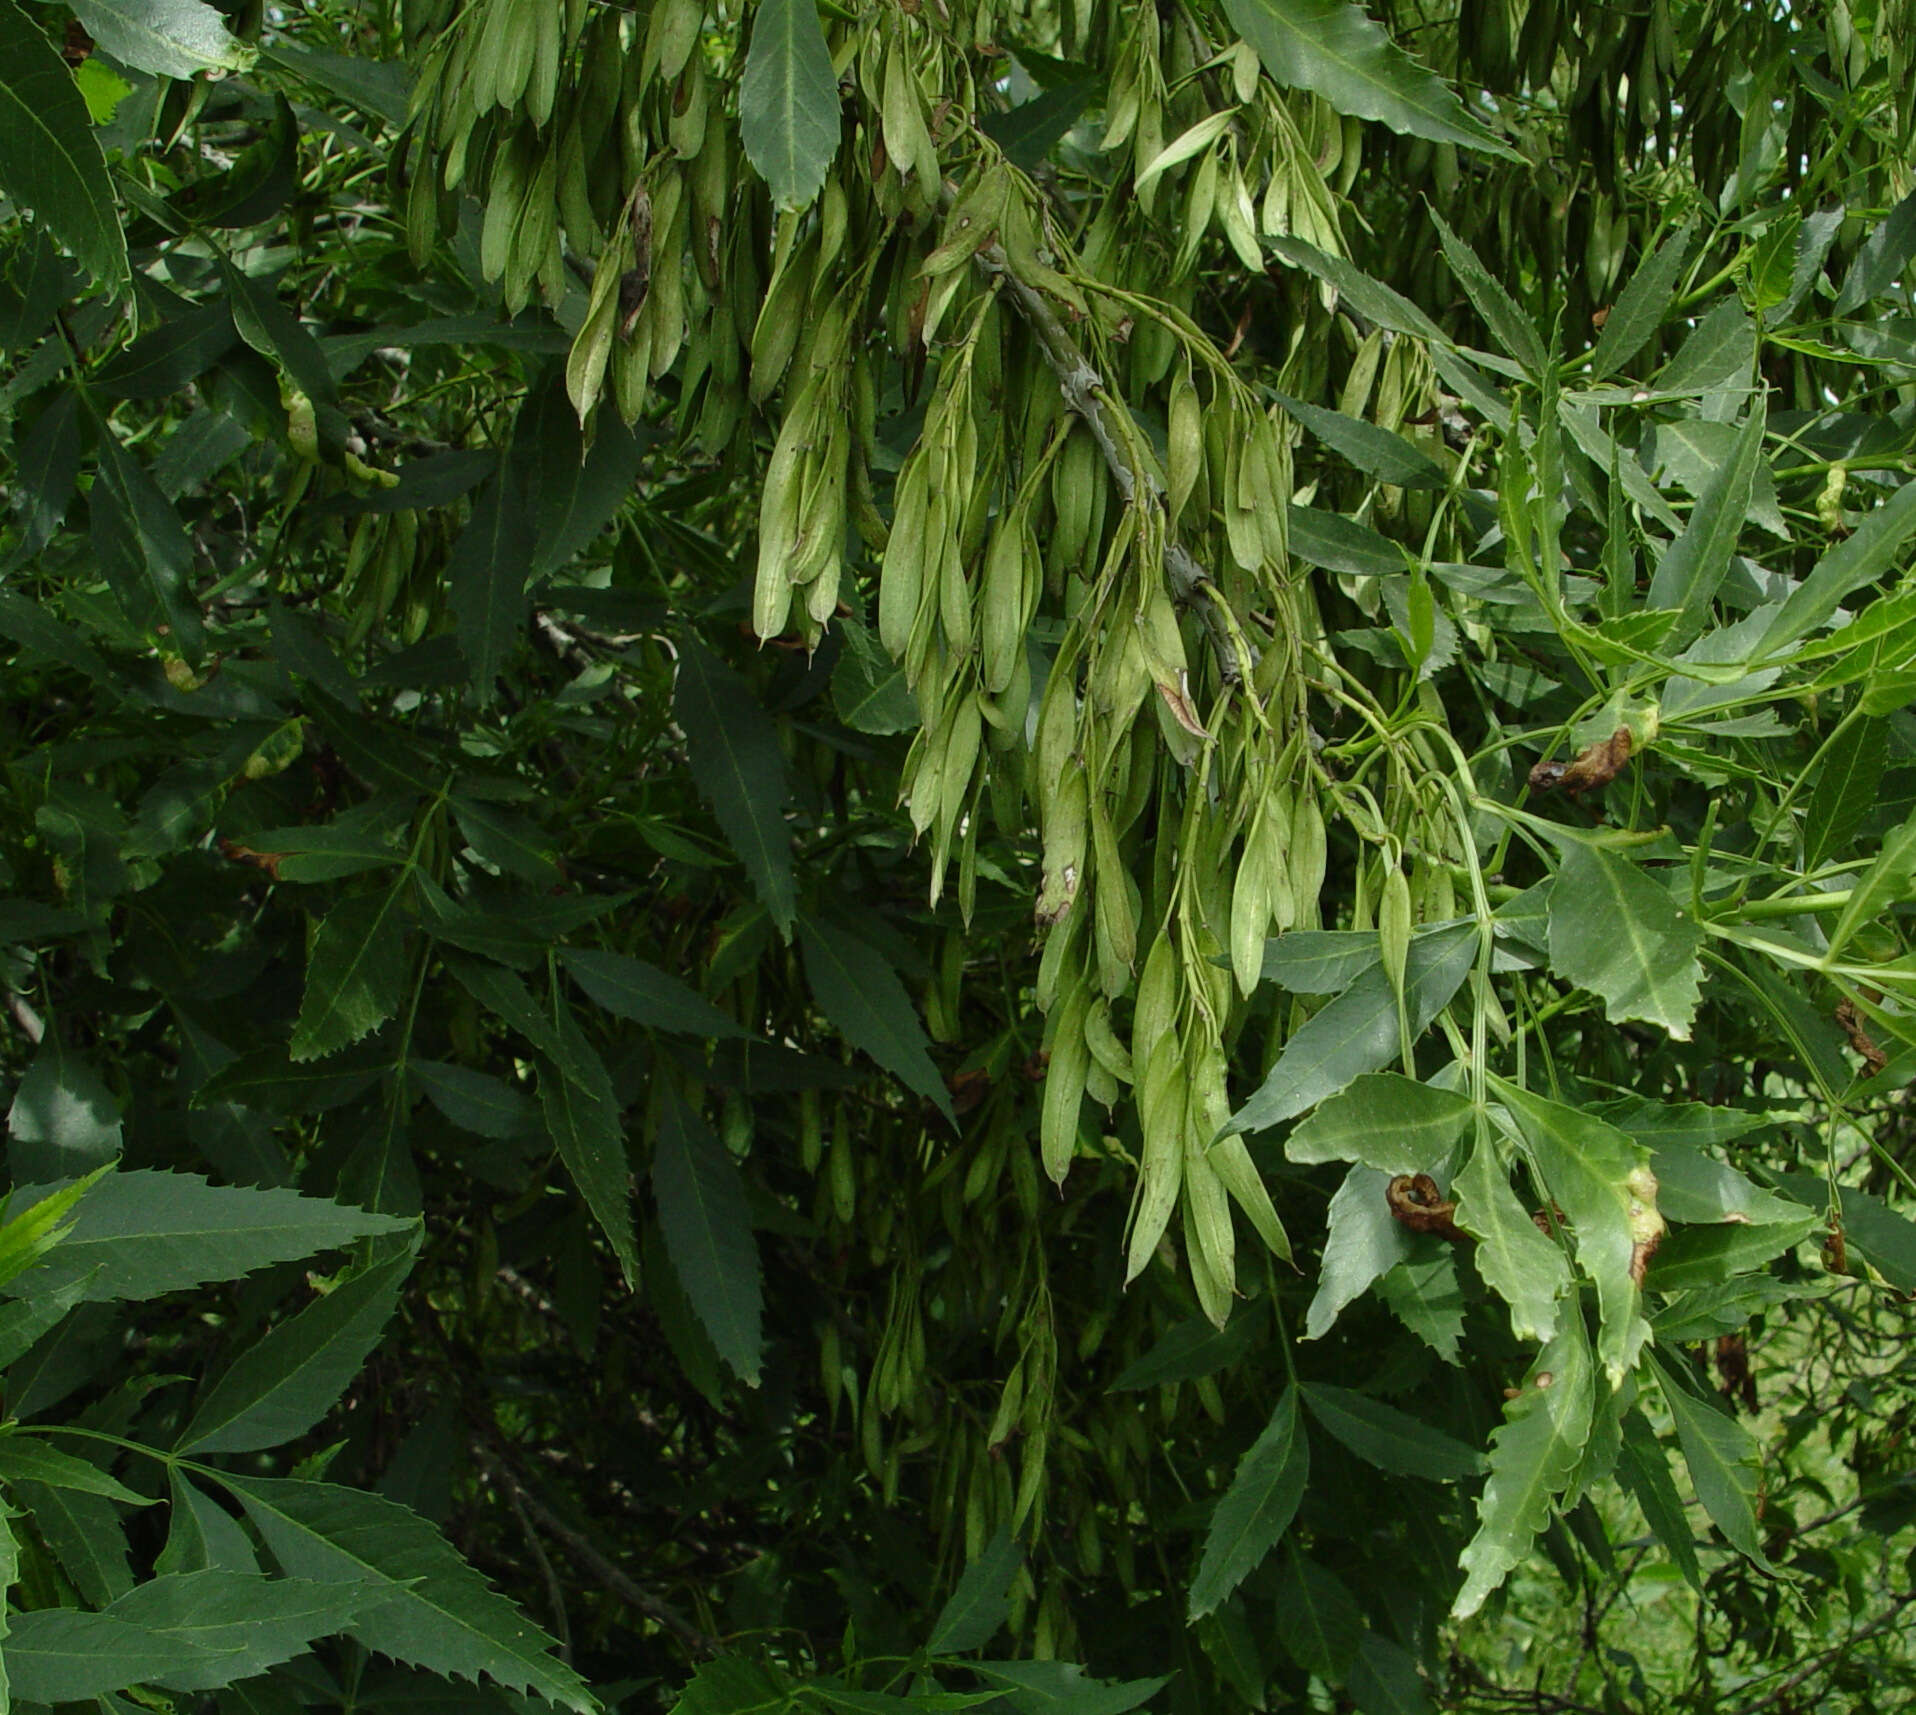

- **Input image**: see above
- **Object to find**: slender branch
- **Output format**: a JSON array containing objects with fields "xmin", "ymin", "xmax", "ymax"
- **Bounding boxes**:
[{"xmin": 1722, "ymin": 1590, "xmax": 1916, "ymax": 1715}]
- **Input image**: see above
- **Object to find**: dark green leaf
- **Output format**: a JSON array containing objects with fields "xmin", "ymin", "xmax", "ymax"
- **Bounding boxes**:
[
  {"xmin": 1616, "ymin": 1408, "xmax": 1701, "ymax": 1591},
  {"xmin": 92, "ymin": 429, "xmax": 203, "ymax": 654},
  {"xmin": 1642, "ymin": 398, "xmax": 1765, "ymax": 649},
  {"xmin": 1349, "ymin": 1635, "xmax": 1433, "ymax": 1715},
  {"xmin": 1271, "ymin": 1548, "xmax": 1362, "ymax": 1682},
  {"xmin": 538, "ymin": 1009, "xmax": 639, "ymax": 1287},
  {"xmin": 1546, "ymin": 844, "xmax": 1701, "ymax": 1039},
  {"xmin": 1825, "ymin": 806, "xmax": 1916, "ymax": 966},
  {"xmin": 1304, "ymin": 1164, "xmax": 1413, "ymax": 1339},
  {"xmin": 980, "ymin": 79, "xmax": 1096, "ymax": 172},
  {"xmin": 926, "ymin": 1528, "xmax": 1019, "ymax": 1655},
  {"xmin": 3, "ymin": 1608, "xmax": 237, "ymax": 1703},
  {"xmin": 92, "ymin": 300, "xmax": 237, "ymax": 398},
  {"xmin": 263, "ymin": 40, "xmax": 411, "ymax": 126},
  {"xmin": 652, "ymin": 1090, "xmax": 762, "ymax": 1385},
  {"xmin": 291, "ymin": 889, "xmax": 412, "ymax": 1062},
  {"xmin": 738, "ymin": 0, "xmax": 840, "ymax": 210},
  {"xmin": 1273, "ymin": 391, "xmax": 1446, "ymax": 488},
  {"xmin": 1755, "ymin": 480, "xmax": 1916, "ymax": 660},
  {"xmin": 970, "ymin": 1661, "xmax": 1168, "ymax": 1714},
  {"xmin": 1283, "ymin": 1073, "xmax": 1471, "ymax": 1174},
  {"xmin": 6, "ymin": 387, "xmax": 84, "ymax": 563},
  {"xmin": 1108, "ymin": 1306, "xmax": 1264, "ymax": 1391},
  {"xmin": 831, "ymin": 615, "xmax": 919, "ymax": 734},
  {"xmin": 1834, "ymin": 187, "xmax": 1916, "ymax": 315},
  {"xmin": 410, "ymin": 1060, "xmax": 538, "ymax": 1139},
  {"xmin": 0, "ymin": 1435, "xmax": 150, "ymax": 1503},
  {"xmin": 1654, "ymin": 1359, "xmax": 1767, "ymax": 1563},
  {"xmin": 449, "ymin": 469, "xmax": 535, "ymax": 699},
  {"xmin": 1427, "ymin": 206, "xmax": 1546, "ymax": 374},
  {"xmin": 1188, "ymin": 1386, "xmax": 1307, "ymax": 1618},
  {"xmin": 1286, "ymin": 504, "xmax": 1404, "ymax": 577},
  {"xmin": 1265, "ymin": 237, "xmax": 1449, "ymax": 343},
  {"xmin": 6, "ymin": 1038, "xmax": 122, "ymax": 1178},
  {"xmin": 105, "ymin": 1570, "xmax": 364, "ymax": 1691},
  {"xmin": 1804, "ymin": 717, "xmax": 1887, "ymax": 871},
  {"xmin": 799, "ymin": 917, "xmax": 956, "ymax": 1126},
  {"xmin": 562, "ymin": 947, "xmax": 754, "ymax": 1039},
  {"xmin": 1587, "ymin": 223, "xmax": 1693, "ymax": 379},
  {"xmin": 1300, "ymin": 1383, "xmax": 1485, "ymax": 1480}
]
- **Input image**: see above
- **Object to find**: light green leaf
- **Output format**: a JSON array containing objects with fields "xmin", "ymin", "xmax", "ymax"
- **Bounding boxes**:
[
  {"xmin": 1222, "ymin": 0, "xmax": 1507, "ymax": 153},
  {"xmin": 449, "ymin": 466, "xmax": 534, "ymax": 699},
  {"xmin": 1654, "ymin": 1359, "xmax": 1767, "ymax": 1564},
  {"xmin": 103, "ymin": 1570, "xmax": 366, "ymax": 1691},
  {"xmin": 1283, "ymin": 1073, "xmax": 1472, "ymax": 1173},
  {"xmin": 1453, "ymin": 1127, "xmax": 1570, "ymax": 1342},
  {"xmin": 0, "ymin": 1171, "xmax": 410, "ymax": 1302},
  {"xmin": 0, "ymin": 1435, "xmax": 151, "ymax": 1504},
  {"xmin": 1546, "ymin": 844, "xmax": 1701, "ymax": 1039},
  {"xmin": 2, "ymin": 1609, "xmax": 238, "ymax": 1703},
  {"xmin": 1230, "ymin": 921, "xmax": 1474, "ymax": 1134},
  {"xmin": 1494, "ymin": 1081, "xmax": 1657, "ymax": 1386},
  {"xmin": 799, "ymin": 917, "xmax": 956, "ymax": 1126},
  {"xmin": 1648, "ymin": 1214, "xmax": 1820, "ymax": 1292},
  {"xmin": 1453, "ymin": 1316, "xmax": 1593, "ymax": 1617},
  {"xmin": 1271, "ymin": 1548, "xmax": 1362, "ymax": 1682},
  {"xmin": 1304, "ymin": 1164, "xmax": 1413, "ymax": 1339},
  {"xmin": 1824, "ymin": 806, "xmax": 1916, "ymax": 966},
  {"xmin": 1427, "ymin": 206, "xmax": 1546, "ymax": 375},
  {"xmin": 1377, "ymin": 1250, "xmax": 1465, "ymax": 1362},
  {"xmin": 1646, "ymin": 1141, "xmax": 1804, "ymax": 1226},
  {"xmin": 562, "ymin": 947, "xmax": 754, "ymax": 1039},
  {"xmin": 1299, "ymin": 1383, "xmax": 1485, "ymax": 1480},
  {"xmin": 926, "ymin": 1528, "xmax": 1019, "ymax": 1655},
  {"xmin": 176, "ymin": 1245, "xmax": 415, "ymax": 1454},
  {"xmin": 0, "ymin": 0, "xmax": 128, "ymax": 291},
  {"xmin": 1754, "ymin": 480, "xmax": 1916, "ymax": 661},
  {"xmin": 677, "ymin": 636, "xmax": 795, "ymax": 934},
  {"xmin": 1642, "ymin": 397, "xmax": 1765, "ymax": 649},
  {"xmin": 1273, "ymin": 392, "xmax": 1446, "ymax": 489},
  {"xmin": 222, "ymin": 1475, "xmax": 596, "ymax": 1713},
  {"xmin": 538, "ymin": 1006, "xmax": 639, "ymax": 1288},
  {"xmin": 1616, "ymin": 1408, "xmax": 1701, "ymax": 1591},
  {"xmin": 653, "ymin": 1090, "xmax": 762, "ymax": 1385},
  {"xmin": 1188, "ymin": 1385, "xmax": 1307, "ymax": 1618},
  {"xmin": 6, "ymin": 1038, "xmax": 122, "ymax": 1178},
  {"xmin": 69, "ymin": 0, "xmax": 254, "ymax": 77},
  {"xmin": 1587, "ymin": 222, "xmax": 1693, "ymax": 379},
  {"xmin": 291, "ymin": 889, "xmax": 411, "ymax": 1061},
  {"xmin": 738, "ymin": 0, "xmax": 840, "ymax": 210}
]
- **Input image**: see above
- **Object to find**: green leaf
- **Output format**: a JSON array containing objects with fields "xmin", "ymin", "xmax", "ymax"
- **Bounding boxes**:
[
  {"xmin": 926, "ymin": 1528, "xmax": 1019, "ymax": 1655},
  {"xmin": 1273, "ymin": 391, "xmax": 1446, "ymax": 488},
  {"xmin": 1258, "ymin": 928, "xmax": 1386, "ymax": 993},
  {"xmin": 6, "ymin": 386, "xmax": 85, "ymax": 564},
  {"xmin": 969, "ymin": 1662, "xmax": 1168, "ymax": 1715},
  {"xmin": 104, "ymin": 1570, "xmax": 365, "ymax": 1691},
  {"xmin": 1299, "ymin": 1383, "xmax": 1485, "ymax": 1480},
  {"xmin": 1286, "ymin": 504, "xmax": 1404, "ymax": 577},
  {"xmin": 1376, "ymin": 1250, "xmax": 1466, "ymax": 1362},
  {"xmin": 1453, "ymin": 1127, "xmax": 1570, "ymax": 1342},
  {"xmin": 562, "ymin": 947, "xmax": 754, "ymax": 1039},
  {"xmin": 1825, "ymin": 805, "xmax": 1916, "ymax": 966},
  {"xmin": 1, "ymin": 1171, "xmax": 410, "ymax": 1302},
  {"xmin": 1304, "ymin": 1164, "xmax": 1413, "ymax": 1339},
  {"xmin": 1494, "ymin": 1081, "xmax": 1657, "ymax": 1386},
  {"xmin": 229, "ymin": 797, "xmax": 418, "ymax": 883},
  {"xmin": 1754, "ymin": 480, "xmax": 1916, "ymax": 660},
  {"xmin": 676, "ymin": 637, "xmax": 795, "ymax": 934},
  {"xmin": 1230, "ymin": 920, "xmax": 1474, "ymax": 1134},
  {"xmin": 1587, "ymin": 223, "xmax": 1693, "ymax": 379},
  {"xmin": 6, "ymin": 1038, "xmax": 122, "ymax": 1178},
  {"xmin": 538, "ymin": 1007, "xmax": 639, "ymax": 1288},
  {"xmin": 262, "ymin": 40, "xmax": 411, "ymax": 125},
  {"xmin": 1654, "ymin": 1359, "xmax": 1767, "ymax": 1564},
  {"xmin": 1647, "ymin": 1141, "xmax": 1804, "ymax": 1226},
  {"xmin": 1616, "ymin": 1408, "xmax": 1701, "ymax": 1591},
  {"xmin": 291, "ymin": 889, "xmax": 412, "ymax": 1061},
  {"xmin": 831, "ymin": 614, "xmax": 919, "ymax": 734},
  {"xmin": 451, "ymin": 796, "xmax": 560, "ymax": 886},
  {"xmin": 980, "ymin": 78, "xmax": 1097, "ymax": 173},
  {"xmin": 68, "ymin": 0, "xmax": 254, "ymax": 76},
  {"xmin": 1271, "ymin": 1547, "xmax": 1362, "ymax": 1682},
  {"xmin": 738, "ymin": 0, "xmax": 840, "ymax": 211},
  {"xmin": 0, "ymin": 1435, "xmax": 151, "ymax": 1504},
  {"xmin": 1772, "ymin": 1172, "xmax": 1916, "ymax": 1292},
  {"xmin": 1642, "ymin": 397, "xmax": 1765, "ymax": 649},
  {"xmin": 1546, "ymin": 844, "xmax": 1701, "ymax": 1039},
  {"xmin": 1648, "ymin": 1214, "xmax": 1820, "ymax": 1292},
  {"xmin": 0, "ymin": 0, "xmax": 128, "ymax": 291},
  {"xmin": 449, "ymin": 468, "xmax": 535, "ymax": 699},
  {"xmin": 1452, "ymin": 1316, "xmax": 1593, "ymax": 1618},
  {"xmin": 1834, "ymin": 186, "xmax": 1916, "ymax": 315},
  {"xmin": 92, "ymin": 428, "xmax": 204, "ymax": 654},
  {"xmin": 158, "ymin": 1470, "xmax": 259, "ymax": 1576},
  {"xmin": 222, "ymin": 1475, "xmax": 595, "ymax": 1712},
  {"xmin": 176, "ymin": 1244, "xmax": 415, "ymax": 1453},
  {"xmin": 799, "ymin": 917, "xmax": 956, "ymax": 1127},
  {"xmin": 1188, "ymin": 1386, "xmax": 1307, "ymax": 1618},
  {"xmin": 1108, "ymin": 1306, "xmax": 1264, "ymax": 1391},
  {"xmin": 410, "ymin": 1060, "xmax": 538, "ymax": 1138},
  {"xmin": 1221, "ymin": 0, "xmax": 1507, "ymax": 153},
  {"xmin": 669, "ymin": 1657, "xmax": 793, "ymax": 1714},
  {"xmin": 1427, "ymin": 206, "xmax": 1546, "ymax": 375},
  {"xmin": 1348, "ymin": 1635, "xmax": 1434, "ymax": 1715},
  {"xmin": 517, "ymin": 383, "xmax": 647, "ymax": 576},
  {"xmin": 1803, "ymin": 718, "xmax": 1889, "ymax": 871},
  {"xmin": 2, "ymin": 1608, "xmax": 238, "ymax": 1703},
  {"xmin": 652, "ymin": 1090, "xmax": 763, "ymax": 1385},
  {"xmin": 1264, "ymin": 237, "xmax": 1449, "ymax": 344},
  {"xmin": 1283, "ymin": 1073, "xmax": 1471, "ymax": 1174}
]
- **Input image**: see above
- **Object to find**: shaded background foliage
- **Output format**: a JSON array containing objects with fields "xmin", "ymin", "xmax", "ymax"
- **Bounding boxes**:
[{"xmin": 1, "ymin": 0, "xmax": 1915, "ymax": 1711}]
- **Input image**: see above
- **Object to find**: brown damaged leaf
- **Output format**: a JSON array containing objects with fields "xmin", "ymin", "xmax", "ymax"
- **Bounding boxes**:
[
  {"xmin": 1625, "ymin": 1164, "xmax": 1664, "ymax": 1286},
  {"xmin": 1529, "ymin": 727, "xmax": 1633, "ymax": 796},
  {"xmin": 219, "ymin": 839, "xmax": 287, "ymax": 881},
  {"xmin": 1387, "ymin": 1173, "xmax": 1469, "ymax": 1243},
  {"xmin": 1835, "ymin": 997, "xmax": 1889, "ymax": 1075}
]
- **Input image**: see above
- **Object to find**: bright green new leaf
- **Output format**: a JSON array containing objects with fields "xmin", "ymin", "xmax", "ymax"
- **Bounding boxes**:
[
  {"xmin": 676, "ymin": 636, "xmax": 796, "ymax": 935},
  {"xmin": 1188, "ymin": 1386, "xmax": 1308, "ymax": 1618},
  {"xmin": 653, "ymin": 1090, "xmax": 763, "ymax": 1385},
  {"xmin": 739, "ymin": 0, "xmax": 840, "ymax": 210},
  {"xmin": 1283, "ymin": 1073, "xmax": 1472, "ymax": 1174},
  {"xmin": 926, "ymin": 1528, "xmax": 1019, "ymax": 1655},
  {"xmin": 1546, "ymin": 843, "xmax": 1701, "ymax": 1039},
  {"xmin": 176, "ymin": 1245, "xmax": 415, "ymax": 1453},
  {"xmin": 291, "ymin": 889, "xmax": 411, "ymax": 1061},
  {"xmin": 1222, "ymin": 0, "xmax": 1507, "ymax": 153},
  {"xmin": 562, "ymin": 947, "xmax": 754, "ymax": 1039},
  {"xmin": 221, "ymin": 1474, "xmax": 597, "ymax": 1713},
  {"xmin": 69, "ymin": 0, "xmax": 254, "ymax": 77},
  {"xmin": 1453, "ymin": 1127, "xmax": 1570, "ymax": 1342},
  {"xmin": 799, "ymin": 917, "xmax": 957, "ymax": 1127},
  {"xmin": 0, "ymin": 0, "xmax": 127, "ymax": 291},
  {"xmin": 1453, "ymin": 1317, "xmax": 1594, "ymax": 1617},
  {"xmin": 1494, "ymin": 1081, "xmax": 1658, "ymax": 1385},
  {"xmin": 1654, "ymin": 1359, "xmax": 1768, "ymax": 1564},
  {"xmin": 0, "ymin": 1171, "xmax": 410, "ymax": 1302},
  {"xmin": 6, "ymin": 1038, "xmax": 122, "ymax": 1178},
  {"xmin": 1299, "ymin": 1383, "xmax": 1485, "ymax": 1480}
]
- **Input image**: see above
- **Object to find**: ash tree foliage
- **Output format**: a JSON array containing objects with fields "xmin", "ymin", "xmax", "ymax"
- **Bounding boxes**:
[{"xmin": 3, "ymin": 0, "xmax": 1916, "ymax": 1706}]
